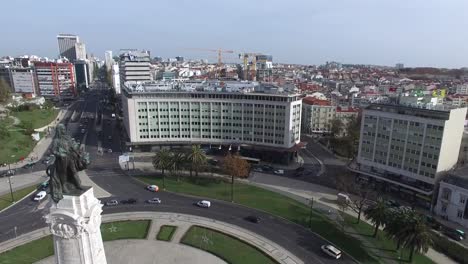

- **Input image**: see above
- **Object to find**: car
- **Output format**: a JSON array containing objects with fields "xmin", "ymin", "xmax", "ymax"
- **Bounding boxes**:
[
  {"xmin": 107, "ymin": 149, "xmax": 113, "ymax": 153},
  {"xmin": 274, "ymin": 169, "xmax": 284, "ymax": 175},
  {"xmin": 146, "ymin": 185, "xmax": 159, "ymax": 192},
  {"xmin": 38, "ymin": 180, "xmax": 49, "ymax": 190},
  {"xmin": 196, "ymin": 200, "xmax": 211, "ymax": 208},
  {"xmin": 147, "ymin": 198, "xmax": 161, "ymax": 204},
  {"xmin": 105, "ymin": 200, "xmax": 118, "ymax": 206},
  {"xmin": 23, "ymin": 162, "xmax": 36, "ymax": 169},
  {"xmin": 121, "ymin": 198, "xmax": 137, "ymax": 204},
  {"xmin": 443, "ymin": 230, "xmax": 464, "ymax": 241},
  {"xmin": 244, "ymin": 215, "xmax": 261, "ymax": 223},
  {"xmin": 0, "ymin": 169, "xmax": 15, "ymax": 177},
  {"xmin": 321, "ymin": 245, "xmax": 342, "ymax": 259},
  {"xmin": 253, "ymin": 167, "xmax": 263, "ymax": 172},
  {"xmin": 42, "ymin": 156, "xmax": 53, "ymax": 165},
  {"xmin": 33, "ymin": 191, "xmax": 47, "ymax": 201},
  {"xmin": 261, "ymin": 165, "xmax": 274, "ymax": 172}
]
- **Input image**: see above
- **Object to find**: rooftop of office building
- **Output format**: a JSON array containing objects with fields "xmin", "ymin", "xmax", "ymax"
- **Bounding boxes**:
[
  {"xmin": 123, "ymin": 80, "xmax": 300, "ymax": 96},
  {"xmin": 442, "ymin": 166, "xmax": 468, "ymax": 189},
  {"xmin": 365, "ymin": 103, "xmax": 456, "ymax": 120}
]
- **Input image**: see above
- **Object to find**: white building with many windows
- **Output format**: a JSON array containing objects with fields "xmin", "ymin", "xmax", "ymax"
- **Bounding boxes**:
[
  {"xmin": 350, "ymin": 104, "xmax": 467, "ymax": 203},
  {"xmin": 121, "ymin": 81, "xmax": 302, "ymax": 151}
]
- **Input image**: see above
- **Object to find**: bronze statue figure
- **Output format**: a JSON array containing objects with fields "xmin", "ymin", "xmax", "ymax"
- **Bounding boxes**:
[{"xmin": 46, "ymin": 124, "xmax": 90, "ymax": 203}]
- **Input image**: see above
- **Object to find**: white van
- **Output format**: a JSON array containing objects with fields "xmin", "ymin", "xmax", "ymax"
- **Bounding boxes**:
[
  {"xmin": 34, "ymin": 191, "xmax": 47, "ymax": 201},
  {"xmin": 196, "ymin": 200, "xmax": 211, "ymax": 208},
  {"xmin": 321, "ymin": 245, "xmax": 342, "ymax": 259}
]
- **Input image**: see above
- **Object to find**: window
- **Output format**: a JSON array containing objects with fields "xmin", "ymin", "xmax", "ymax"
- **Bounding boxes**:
[
  {"xmin": 441, "ymin": 203, "xmax": 447, "ymax": 213},
  {"xmin": 461, "ymin": 195, "xmax": 466, "ymax": 204},
  {"xmin": 442, "ymin": 188, "xmax": 451, "ymax": 200},
  {"xmin": 457, "ymin": 210, "xmax": 464, "ymax": 219}
]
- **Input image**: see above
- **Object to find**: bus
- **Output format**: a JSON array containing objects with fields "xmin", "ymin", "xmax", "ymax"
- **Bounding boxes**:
[{"xmin": 239, "ymin": 156, "xmax": 260, "ymax": 165}]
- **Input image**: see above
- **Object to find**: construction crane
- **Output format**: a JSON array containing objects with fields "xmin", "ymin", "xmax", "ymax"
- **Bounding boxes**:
[
  {"xmin": 186, "ymin": 48, "xmax": 235, "ymax": 66},
  {"xmin": 239, "ymin": 52, "xmax": 262, "ymax": 80}
]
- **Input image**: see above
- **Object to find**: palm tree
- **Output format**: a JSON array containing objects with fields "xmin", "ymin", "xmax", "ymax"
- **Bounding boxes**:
[
  {"xmin": 384, "ymin": 207, "xmax": 411, "ymax": 250},
  {"xmin": 364, "ymin": 197, "xmax": 388, "ymax": 237},
  {"xmin": 170, "ymin": 152, "xmax": 186, "ymax": 182},
  {"xmin": 188, "ymin": 145, "xmax": 207, "ymax": 178},
  {"xmin": 152, "ymin": 149, "xmax": 172, "ymax": 189},
  {"xmin": 395, "ymin": 212, "xmax": 433, "ymax": 262}
]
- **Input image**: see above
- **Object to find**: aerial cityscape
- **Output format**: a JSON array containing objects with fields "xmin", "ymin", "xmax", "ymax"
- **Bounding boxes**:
[{"xmin": 1, "ymin": 1, "xmax": 468, "ymax": 264}]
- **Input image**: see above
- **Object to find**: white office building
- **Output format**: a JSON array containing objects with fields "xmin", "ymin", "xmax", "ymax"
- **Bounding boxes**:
[
  {"xmin": 119, "ymin": 50, "xmax": 151, "ymax": 87},
  {"xmin": 121, "ymin": 81, "xmax": 302, "ymax": 152},
  {"xmin": 10, "ymin": 68, "xmax": 37, "ymax": 96},
  {"xmin": 112, "ymin": 64, "xmax": 121, "ymax": 94},
  {"xmin": 105, "ymin": 51, "xmax": 113, "ymax": 69},
  {"xmin": 350, "ymin": 104, "xmax": 467, "ymax": 204},
  {"xmin": 57, "ymin": 34, "xmax": 79, "ymax": 61}
]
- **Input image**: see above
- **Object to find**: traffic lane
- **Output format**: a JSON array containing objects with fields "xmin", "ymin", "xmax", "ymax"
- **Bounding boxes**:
[{"xmin": 101, "ymin": 197, "xmax": 351, "ymax": 264}]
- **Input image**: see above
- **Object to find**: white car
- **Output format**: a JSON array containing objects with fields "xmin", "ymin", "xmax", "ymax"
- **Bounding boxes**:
[
  {"xmin": 321, "ymin": 245, "xmax": 342, "ymax": 259},
  {"xmin": 146, "ymin": 185, "xmax": 159, "ymax": 192},
  {"xmin": 106, "ymin": 200, "xmax": 118, "ymax": 206},
  {"xmin": 33, "ymin": 191, "xmax": 47, "ymax": 201},
  {"xmin": 274, "ymin": 169, "xmax": 284, "ymax": 175},
  {"xmin": 196, "ymin": 200, "xmax": 211, "ymax": 208},
  {"xmin": 147, "ymin": 198, "xmax": 161, "ymax": 204}
]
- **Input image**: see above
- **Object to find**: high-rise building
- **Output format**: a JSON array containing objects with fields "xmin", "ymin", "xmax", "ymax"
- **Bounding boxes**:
[
  {"xmin": 10, "ymin": 67, "xmax": 37, "ymax": 96},
  {"xmin": 74, "ymin": 60, "xmax": 90, "ymax": 90},
  {"xmin": 112, "ymin": 64, "xmax": 120, "ymax": 94},
  {"xmin": 57, "ymin": 34, "xmax": 80, "ymax": 61},
  {"xmin": 395, "ymin": 63, "xmax": 404, "ymax": 69},
  {"xmin": 75, "ymin": 42, "xmax": 87, "ymax": 60},
  {"xmin": 349, "ymin": 104, "xmax": 467, "ymax": 206},
  {"xmin": 119, "ymin": 50, "xmax": 151, "ymax": 87},
  {"xmin": 256, "ymin": 55, "xmax": 273, "ymax": 81},
  {"xmin": 105, "ymin": 51, "xmax": 113, "ymax": 69},
  {"xmin": 34, "ymin": 62, "xmax": 76, "ymax": 99}
]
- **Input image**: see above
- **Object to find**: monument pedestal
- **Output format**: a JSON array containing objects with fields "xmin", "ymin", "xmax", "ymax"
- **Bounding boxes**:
[{"xmin": 45, "ymin": 187, "xmax": 107, "ymax": 264}]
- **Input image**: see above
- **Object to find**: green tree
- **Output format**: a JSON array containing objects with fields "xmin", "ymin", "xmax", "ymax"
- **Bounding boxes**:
[
  {"xmin": 395, "ymin": 211, "xmax": 433, "ymax": 262},
  {"xmin": 21, "ymin": 121, "xmax": 35, "ymax": 135},
  {"xmin": 223, "ymin": 153, "xmax": 250, "ymax": 202},
  {"xmin": 0, "ymin": 121, "xmax": 10, "ymax": 139},
  {"xmin": 170, "ymin": 152, "xmax": 186, "ymax": 182},
  {"xmin": 152, "ymin": 149, "xmax": 172, "ymax": 189},
  {"xmin": 330, "ymin": 118, "xmax": 343, "ymax": 138},
  {"xmin": 187, "ymin": 145, "xmax": 207, "ymax": 178},
  {"xmin": 0, "ymin": 79, "xmax": 11, "ymax": 103},
  {"xmin": 384, "ymin": 207, "xmax": 410, "ymax": 250},
  {"xmin": 364, "ymin": 197, "xmax": 389, "ymax": 237}
]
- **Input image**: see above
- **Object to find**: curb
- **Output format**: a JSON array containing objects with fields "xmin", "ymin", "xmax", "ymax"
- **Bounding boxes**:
[
  {"xmin": 0, "ymin": 188, "xmax": 37, "ymax": 214},
  {"xmin": 130, "ymin": 175, "xmax": 359, "ymax": 263}
]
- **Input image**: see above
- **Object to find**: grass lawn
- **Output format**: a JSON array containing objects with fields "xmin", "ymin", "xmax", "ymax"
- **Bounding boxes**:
[
  {"xmin": 0, "ymin": 124, "xmax": 35, "ymax": 164},
  {"xmin": 0, "ymin": 236, "xmax": 53, "ymax": 264},
  {"xmin": 0, "ymin": 185, "xmax": 37, "ymax": 211},
  {"xmin": 101, "ymin": 220, "xmax": 150, "ymax": 241},
  {"xmin": 137, "ymin": 176, "xmax": 376, "ymax": 263},
  {"xmin": 156, "ymin": 225, "xmax": 177, "ymax": 241},
  {"xmin": 181, "ymin": 225, "xmax": 278, "ymax": 264},
  {"xmin": 343, "ymin": 214, "xmax": 436, "ymax": 264},
  {"xmin": 11, "ymin": 108, "xmax": 58, "ymax": 129}
]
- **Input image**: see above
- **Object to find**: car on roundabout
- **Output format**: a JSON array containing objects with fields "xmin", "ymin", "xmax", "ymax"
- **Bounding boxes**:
[
  {"xmin": 244, "ymin": 215, "xmax": 261, "ymax": 223},
  {"xmin": 195, "ymin": 200, "xmax": 211, "ymax": 208},
  {"xmin": 33, "ymin": 191, "xmax": 47, "ymax": 202},
  {"xmin": 147, "ymin": 198, "xmax": 161, "ymax": 204},
  {"xmin": 121, "ymin": 198, "xmax": 137, "ymax": 204},
  {"xmin": 146, "ymin": 185, "xmax": 159, "ymax": 192},
  {"xmin": 321, "ymin": 245, "xmax": 342, "ymax": 259}
]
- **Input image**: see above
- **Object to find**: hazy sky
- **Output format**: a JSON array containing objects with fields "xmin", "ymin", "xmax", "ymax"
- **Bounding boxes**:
[{"xmin": 1, "ymin": 0, "xmax": 467, "ymax": 68}]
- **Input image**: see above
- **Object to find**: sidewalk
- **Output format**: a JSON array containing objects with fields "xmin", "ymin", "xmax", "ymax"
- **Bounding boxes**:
[{"xmin": 6, "ymin": 109, "xmax": 66, "ymax": 170}]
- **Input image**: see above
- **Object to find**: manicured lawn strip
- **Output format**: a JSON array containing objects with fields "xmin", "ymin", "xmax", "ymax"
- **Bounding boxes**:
[
  {"xmin": 137, "ymin": 176, "xmax": 376, "ymax": 263},
  {"xmin": 0, "ymin": 185, "xmax": 38, "ymax": 211},
  {"xmin": 11, "ymin": 108, "xmax": 58, "ymax": 129},
  {"xmin": 156, "ymin": 225, "xmax": 177, "ymax": 241},
  {"xmin": 343, "ymin": 214, "xmax": 435, "ymax": 264},
  {"xmin": 101, "ymin": 220, "xmax": 151, "ymax": 241},
  {"xmin": 0, "ymin": 235, "xmax": 54, "ymax": 264},
  {"xmin": 0, "ymin": 126, "xmax": 35, "ymax": 164},
  {"xmin": 181, "ymin": 225, "xmax": 278, "ymax": 264}
]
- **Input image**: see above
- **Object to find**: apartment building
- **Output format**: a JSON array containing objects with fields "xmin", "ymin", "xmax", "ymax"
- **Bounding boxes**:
[
  {"xmin": 435, "ymin": 167, "xmax": 468, "ymax": 228},
  {"xmin": 350, "ymin": 104, "xmax": 467, "ymax": 206},
  {"xmin": 121, "ymin": 81, "xmax": 302, "ymax": 154},
  {"xmin": 34, "ymin": 62, "xmax": 76, "ymax": 98},
  {"xmin": 10, "ymin": 67, "xmax": 37, "ymax": 96}
]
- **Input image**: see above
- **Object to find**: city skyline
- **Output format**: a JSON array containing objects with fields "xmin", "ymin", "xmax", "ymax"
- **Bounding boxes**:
[{"xmin": 1, "ymin": 0, "xmax": 468, "ymax": 68}]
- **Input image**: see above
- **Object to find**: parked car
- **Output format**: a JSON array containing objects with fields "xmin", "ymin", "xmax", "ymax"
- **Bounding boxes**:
[
  {"xmin": 244, "ymin": 215, "xmax": 261, "ymax": 223},
  {"xmin": 42, "ymin": 156, "xmax": 53, "ymax": 165},
  {"xmin": 443, "ymin": 229, "xmax": 464, "ymax": 241},
  {"xmin": 38, "ymin": 180, "xmax": 49, "ymax": 191},
  {"xmin": 253, "ymin": 167, "xmax": 263, "ymax": 172},
  {"xmin": 0, "ymin": 169, "xmax": 15, "ymax": 177},
  {"xmin": 195, "ymin": 200, "xmax": 211, "ymax": 208},
  {"xmin": 147, "ymin": 198, "xmax": 161, "ymax": 204},
  {"xmin": 23, "ymin": 162, "xmax": 36, "ymax": 169},
  {"xmin": 261, "ymin": 165, "xmax": 274, "ymax": 172},
  {"xmin": 121, "ymin": 198, "xmax": 137, "ymax": 204},
  {"xmin": 33, "ymin": 191, "xmax": 47, "ymax": 202},
  {"xmin": 105, "ymin": 200, "xmax": 118, "ymax": 206},
  {"xmin": 321, "ymin": 245, "xmax": 342, "ymax": 259},
  {"xmin": 274, "ymin": 169, "xmax": 284, "ymax": 175},
  {"xmin": 146, "ymin": 185, "xmax": 159, "ymax": 192}
]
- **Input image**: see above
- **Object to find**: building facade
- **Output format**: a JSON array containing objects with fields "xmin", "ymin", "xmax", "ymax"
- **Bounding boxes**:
[
  {"xmin": 57, "ymin": 34, "xmax": 79, "ymax": 61},
  {"xmin": 74, "ymin": 60, "xmax": 89, "ymax": 90},
  {"xmin": 10, "ymin": 68, "xmax": 37, "ymax": 96},
  {"xmin": 34, "ymin": 62, "xmax": 76, "ymax": 98},
  {"xmin": 119, "ymin": 50, "xmax": 151, "ymax": 87},
  {"xmin": 105, "ymin": 51, "xmax": 113, "ymax": 69},
  {"xmin": 350, "ymin": 104, "xmax": 467, "ymax": 202},
  {"xmin": 435, "ymin": 167, "xmax": 468, "ymax": 228},
  {"xmin": 121, "ymin": 82, "xmax": 302, "ymax": 152}
]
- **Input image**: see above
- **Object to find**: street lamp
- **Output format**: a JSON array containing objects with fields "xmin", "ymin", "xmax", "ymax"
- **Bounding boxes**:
[{"xmin": 8, "ymin": 155, "xmax": 15, "ymax": 202}]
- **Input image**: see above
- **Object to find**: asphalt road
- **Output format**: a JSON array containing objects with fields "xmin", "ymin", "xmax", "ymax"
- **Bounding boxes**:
[{"xmin": 0, "ymin": 88, "xmax": 355, "ymax": 264}]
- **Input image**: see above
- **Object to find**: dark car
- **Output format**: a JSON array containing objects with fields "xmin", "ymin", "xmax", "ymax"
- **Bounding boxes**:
[
  {"xmin": 261, "ymin": 165, "xmax": 274, "ymax": 172},
  {"xmin": 121, "ymin": 198, "xmax": 137, "ymax": 204},
  {"xmin": 23, "ymin": 162, "xmax": 36, "ymax": 169},
  {"xmin": 443, "ymin": 230, "xmax": 464, "ymax": 241},
  {"xmin": 244, "ymin": 215, "xmax": 261, "ymax": 223},
  {"xmin": 386, "ymin": 200, "xmax": 400, "ymax": 207},
  {"xmin": 0, "ymin": 169, "xmax": 15, "ymax": 177}
]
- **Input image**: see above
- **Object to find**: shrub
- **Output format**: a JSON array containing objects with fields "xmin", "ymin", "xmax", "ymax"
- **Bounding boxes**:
[{"xmin": 432, "ymin": 232, "xmax": 468, "ymax": 264}]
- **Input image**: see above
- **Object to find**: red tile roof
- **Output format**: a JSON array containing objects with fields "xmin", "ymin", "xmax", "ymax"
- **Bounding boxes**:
[{"xmin": 302, "ymin": 97, "xmax": 330, "ymax": 106}]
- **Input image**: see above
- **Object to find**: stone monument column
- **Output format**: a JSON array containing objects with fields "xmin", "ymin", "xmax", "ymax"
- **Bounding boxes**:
[{"xmin": 45, "ymin": 187, "xmax": 107, "ymax": 264}]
